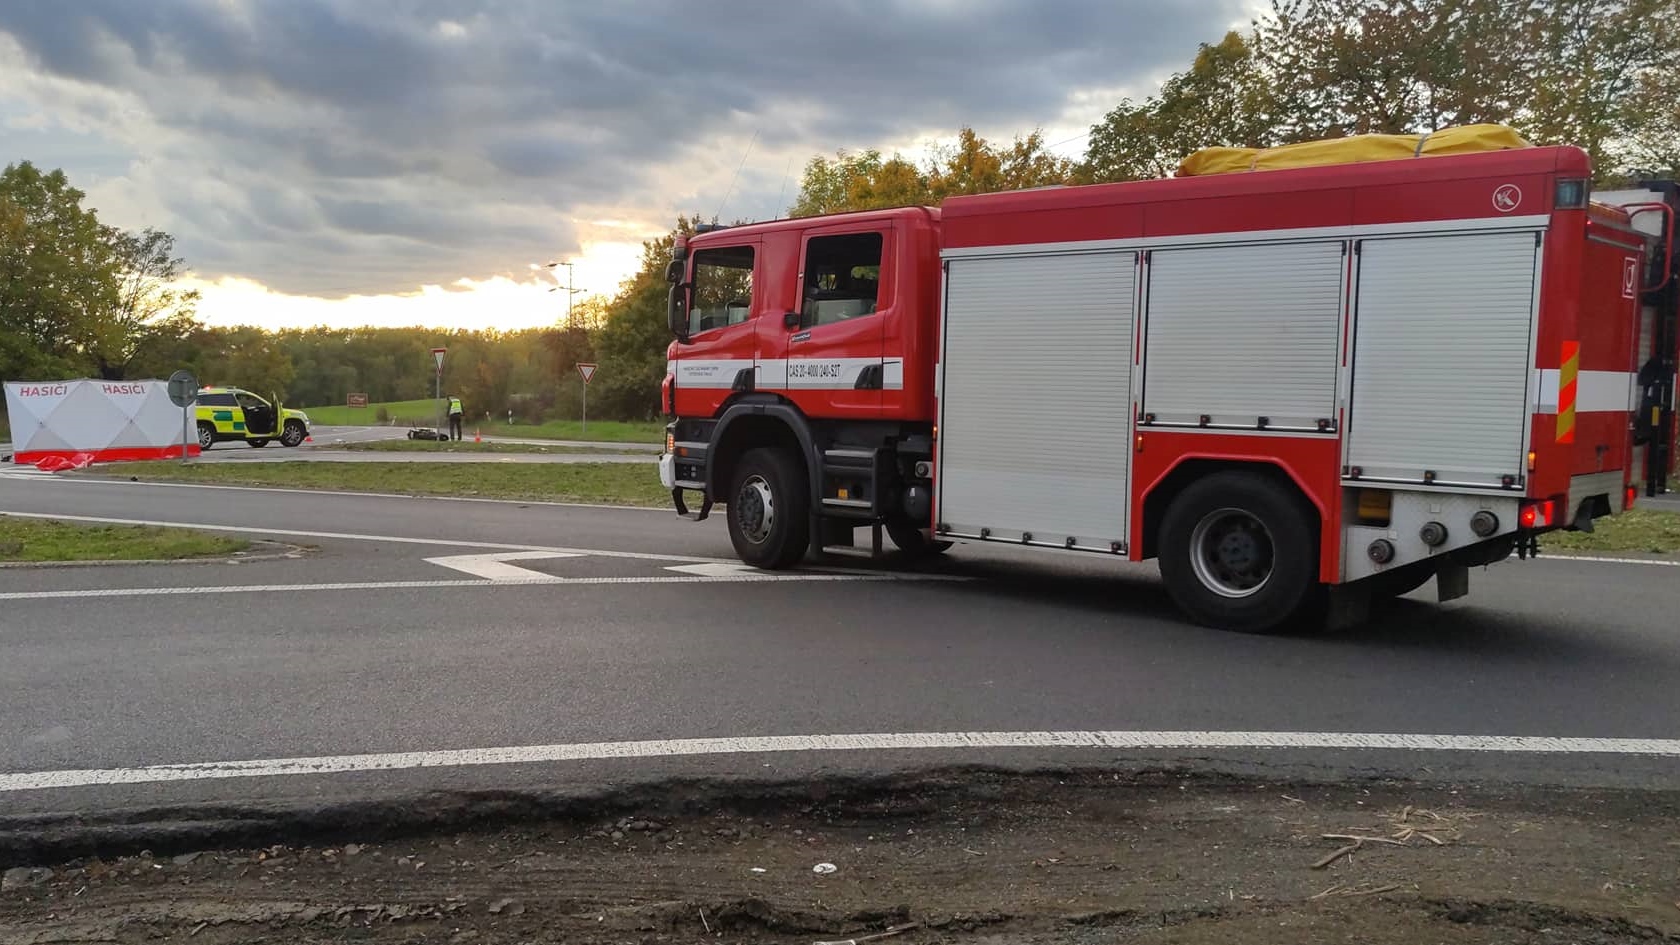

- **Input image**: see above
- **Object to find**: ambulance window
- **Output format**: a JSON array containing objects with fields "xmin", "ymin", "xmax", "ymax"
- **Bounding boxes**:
[
  {"xmin": 802, "ymin": 232, "xmax": 883, "ymax": 328},
  {"xmin": 690, "ymin": 246, "xmax": 755, "ymax": 335},
  {"xmin": 200, "ymin": 393, "xmax": 236, "ymax": 407}
]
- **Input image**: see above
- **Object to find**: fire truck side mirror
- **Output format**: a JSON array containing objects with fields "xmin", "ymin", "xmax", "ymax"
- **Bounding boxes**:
[
  {"xmin": 783, "ymin": 312, "xmax": 800, "ymax": 329},
  {"xmin": 668, "ymin": 283, "xmax": 691, "ymax": 344},
  {"xmin": 664, "ymin": 260, "xmax": 684, "ymax": 283}
]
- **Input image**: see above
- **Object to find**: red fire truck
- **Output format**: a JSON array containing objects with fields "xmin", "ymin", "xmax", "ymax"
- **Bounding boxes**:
[{"xmin": 659, "ymin": 144, "xmax": 1677, "ymax": 633}]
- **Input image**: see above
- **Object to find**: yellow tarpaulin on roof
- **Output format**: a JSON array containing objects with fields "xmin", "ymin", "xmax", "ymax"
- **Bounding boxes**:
[{"xmin": 1177, "ymin": 124, "xmax": 1531, "ymax": 177}]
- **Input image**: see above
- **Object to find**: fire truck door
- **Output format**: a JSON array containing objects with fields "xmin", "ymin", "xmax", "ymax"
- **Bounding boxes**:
[
  {"xmin": 671, "ymin": 241, "xmax": 761, "ymax": 418},
  {"xmin": 762, "ymin": 225, "xmax": 888, "ymax": 418}
]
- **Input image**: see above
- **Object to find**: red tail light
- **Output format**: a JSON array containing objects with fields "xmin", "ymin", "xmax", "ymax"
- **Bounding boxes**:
[
  {"xmin": 1626, "ymin": 485, "xmax": 1639, "ymax": 511},
  {"xmin": 1519, "ymin": 500, "xmax": 1558, "ymax": 530}
]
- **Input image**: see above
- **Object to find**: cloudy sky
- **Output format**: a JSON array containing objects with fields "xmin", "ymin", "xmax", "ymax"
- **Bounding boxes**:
[{"xmin": 1, "ymin": 0, "xmax": 1253, "ymax": 330}]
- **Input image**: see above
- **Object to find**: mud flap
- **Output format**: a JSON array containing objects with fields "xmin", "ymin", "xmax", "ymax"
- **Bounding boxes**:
[
  {"xmin": 672, "ymin": 489, "xmax": 712, "ymax": 522},
  {"xmin": 1436, "ymin": 563, "xmax": 1470, "ymax": 603}
]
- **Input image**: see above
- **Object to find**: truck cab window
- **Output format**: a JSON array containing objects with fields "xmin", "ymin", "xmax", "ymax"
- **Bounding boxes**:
[
  {"xmin": 803, "ymin": 232, "xmax": 884, "ymax": 327},
  {"xmin": 690, "ymin": 246, "xmax": 755, "ymax": 335}
]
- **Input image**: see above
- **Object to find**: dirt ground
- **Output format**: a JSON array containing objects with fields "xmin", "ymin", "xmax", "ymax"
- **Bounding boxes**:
[{"xmin": 2, "ymin": 770, "xmax": 1678, "ymax": 944}]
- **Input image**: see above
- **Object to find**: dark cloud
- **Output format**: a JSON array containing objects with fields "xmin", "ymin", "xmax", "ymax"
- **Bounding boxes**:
[{"xmin": 0, "ymin": 0, "xmax": 1245, "ymax": 296}]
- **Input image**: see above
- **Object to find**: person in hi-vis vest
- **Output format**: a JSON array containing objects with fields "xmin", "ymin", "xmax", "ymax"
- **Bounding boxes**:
[{"xmin": 447, "ymin": 395, "xmax": 464, "ymax": 441}]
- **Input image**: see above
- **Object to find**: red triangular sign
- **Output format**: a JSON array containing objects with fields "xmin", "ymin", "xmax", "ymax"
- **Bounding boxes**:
[{"xmin": 576, "ymin": 362, "xmax": 597, "ymax": 384}]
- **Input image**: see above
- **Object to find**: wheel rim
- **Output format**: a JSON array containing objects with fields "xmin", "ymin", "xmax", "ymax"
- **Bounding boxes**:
[
  {"xmin": 735, "ymin": 475, "xmax": 775, "ymax": 545},
  {"xmin": 198, "ymin": 428, "xmax": 213, "ymax": 449},
  {"xmin": 1188, "ymin": 508, "xmax": 1274, "ymax": 598}
]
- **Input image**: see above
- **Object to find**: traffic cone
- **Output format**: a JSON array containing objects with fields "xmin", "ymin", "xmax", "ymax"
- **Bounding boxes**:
[{"xmin": 474, "ymin": 429, "xmax": 481, "ymax": 443}]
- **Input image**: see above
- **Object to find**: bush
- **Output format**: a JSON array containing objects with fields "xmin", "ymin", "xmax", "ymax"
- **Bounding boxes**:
[{"xmin": 375, "ymin": 406, "xmax": 390, "ymax": 423}]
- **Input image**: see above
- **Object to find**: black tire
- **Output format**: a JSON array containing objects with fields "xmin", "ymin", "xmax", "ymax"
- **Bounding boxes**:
[
  {"xmin": 1367, "ymin": 560, "xmax": 1433, "ymax": 599},
  {"xmin": 726, "ymin": 447, "xmax": 810, "ymax": 570},
  {"xmin": 246, "ymin": 439, "xmax": 269, "ymax": 448},
  {"xmin": 280, "ymin": 421, "xmax": 306, "ymax": 447},
  {"xmin": 886, "ymin": 519, "xmax": 953, "ymax": 558},
  {"xmin": 196, "ymin": 422, "xmax": 216, "ymax": 450},
  {"xmin": 1158, "ymin": 471, "xmax": 1322, "ymax": 634}
]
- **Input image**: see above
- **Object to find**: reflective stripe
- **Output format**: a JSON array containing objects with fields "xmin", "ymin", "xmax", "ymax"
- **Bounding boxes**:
[
  {"xmin": 1532, "ymin": 368, "xmax": 1635, "ymax": 414},
  {"xmin": 672, "ymin": 357, "xmax": 902, "ymax": 390},
  {"xmin": 1557, "ymin": 340, "xmax": 1579, "ymax": 443}
]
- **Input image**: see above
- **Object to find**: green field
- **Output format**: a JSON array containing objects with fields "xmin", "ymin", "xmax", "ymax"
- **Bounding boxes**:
[
  {"xmin": 302, "ymin": 399, "xmax": 663, "ymax": 444},
  {"xmin": 103, "ymin": 461, "xmax": 669, "ymax": 506},
  {"xmin": 0, "ymin": 516, "xmax": 249, "ymax": 562},
  {"xmin": 301, "ymin": 398, "xmax": 444, "ymax": 426},
  {"xmin": 338, "ymin": 439, "xmax": 629, "ymax": 455},
  {"xmin": 1544, "ymin": 508, "xmax": 1680, "ymax": 555}
]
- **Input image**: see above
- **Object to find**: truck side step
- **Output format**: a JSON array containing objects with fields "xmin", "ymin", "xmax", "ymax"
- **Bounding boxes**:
[{"xmin": 819, "ymin": 447, "xmax": 886, "ymax": 519}]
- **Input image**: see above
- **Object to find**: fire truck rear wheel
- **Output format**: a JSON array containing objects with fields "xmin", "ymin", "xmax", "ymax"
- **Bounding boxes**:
[
  {"xmin": 1158, "ymin": 471, "xmax": 1321, "ymax": 634},
  {"xmin": 727, "ymin": 447, "xmax": 810, "ymax": 570}
]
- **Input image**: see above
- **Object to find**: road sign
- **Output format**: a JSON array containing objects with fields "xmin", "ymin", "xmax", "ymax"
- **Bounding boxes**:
[
  {"xmin": 167, "ymin": 370, "xmax": 198, "ymax": 465},
  {"xmin": 431, "ymin": 347, "xmax": 447, "ymax": 373},
  {"xmin": 166, "ymin": 370, "xmax": 198, "ymax": 408},
  {"xmin": 347, "ymin": 392, "xmax": 369, "ymax": 407},
  {"xmin": 576, "ymin": 362, "xmax": 598, "ymax": 384}
]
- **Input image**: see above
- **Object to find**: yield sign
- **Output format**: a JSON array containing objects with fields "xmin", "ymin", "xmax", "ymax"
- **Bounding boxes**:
[
  {"xmin": 431, "ymin": 347, "xmax": 447, "ymax": 372},
  {"xmin": 576, "ymin": 362, "xmax": 598, "ymax": 385}
]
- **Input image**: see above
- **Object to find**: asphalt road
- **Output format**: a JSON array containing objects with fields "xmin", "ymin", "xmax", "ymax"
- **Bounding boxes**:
[{"xmin": 2, "ymin": 473, "xmax": 1679, "ymax": 821}]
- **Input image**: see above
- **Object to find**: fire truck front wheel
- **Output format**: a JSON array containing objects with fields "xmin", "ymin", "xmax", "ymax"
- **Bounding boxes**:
[
  {"xmin": 727, "ymin": 447, "xmax": 810, "ymax": 570},
  {"xmin": 1158, "ymin": 472, "xmax": 1321, "ymax": 634}
]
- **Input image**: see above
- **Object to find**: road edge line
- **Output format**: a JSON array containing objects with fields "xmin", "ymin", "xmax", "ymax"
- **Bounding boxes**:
[{"xmin": 5, "ymin": 730, "xmax": 1679, "ymax": 793}]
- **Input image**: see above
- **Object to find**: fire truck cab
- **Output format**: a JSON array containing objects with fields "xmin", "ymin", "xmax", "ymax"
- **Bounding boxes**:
[{"xmin": 661, "ymin": 143, "xmax": 1673, "ymax": 633}]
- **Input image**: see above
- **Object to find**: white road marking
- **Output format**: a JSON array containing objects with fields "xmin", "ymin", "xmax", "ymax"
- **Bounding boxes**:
[
  {"xmin": 0, "ymin": 510, "xmax": 729, "ymax": 563},
  {"xmin": 3, "ymin": 729, "xmax": 1677, "ymax": 792},
  {"xmin": 0, "ymin": 571, "xmax": 963, "ymax": 601},
  {"xmin": 1544, "ymin": 554, "xmax": 1680, "ymax": 567},
  {"xmin": 664, "ymin": 562, "xmax": 767, "ymax": 578},
  {"xmin": 424, "ymin": 551, "xmax": 582, "ymax": 580}
]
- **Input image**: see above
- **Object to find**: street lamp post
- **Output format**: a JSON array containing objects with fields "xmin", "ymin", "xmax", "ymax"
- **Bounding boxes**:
[{"xmin": 545, "ymin": 261, "xmax": 585, "ymax": 327}]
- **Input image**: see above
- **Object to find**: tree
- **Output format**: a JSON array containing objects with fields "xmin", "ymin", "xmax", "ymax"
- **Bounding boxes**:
[
  {"xmin": 591, "ymin": 220, "xmax": 697, "ymax": 420},
  {"xmin": 89, "ymin": 227, "xmax": 201, "ymax": 380},
  {"xmin": 790, "ymin": 150, "xmax": 898, "ymax": 217},
  {"xmin": 791, "ymin": 127, "xmax": 1073, "ymax": 216},
  {"xmin": 200, "ymin": 325, "xmax": 296, "ymax": 400},
  {"xmin": 1622, "ymin": 64, "xmax": 1680, "ymax": 178},
  {"xmin": 0, "ymin": 162, "xmax": 205, "ymax": 385},
  {"xmin": 1523, "ymin": 0, "xmax": 1680, "ymax": 177},
  {"xmin": 926, "ymin": 128, "xmax": 1076, "ymax": 199},
  {"xmin": 0, "ymin": 162, "xmax": 117, "ymax": 379},
  {"xmin": 1084, "ymin": 31, "xmax": 1275, "ymax": 182}
]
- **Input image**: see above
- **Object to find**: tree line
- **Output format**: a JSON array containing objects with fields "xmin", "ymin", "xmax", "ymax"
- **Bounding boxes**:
[{"xmin": 5, "ymin": 0, "xmax": 1675, "ymax": 428}]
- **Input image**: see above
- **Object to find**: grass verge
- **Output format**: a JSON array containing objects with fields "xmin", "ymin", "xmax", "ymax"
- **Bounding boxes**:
[
  {"xmin": 105, "ymin": 461, "xmax": 670, "ymax": 506},
  {"xmin": 1543, "ymin": 508, "xmax": 1680, "ymax": 556},
  {"xmin": 0, "ymin": 517, "xmax": 249, "ymax": 562},
  {"xmin": 335, "ymin": 439, "xmax": 626, "ymax": 455},
  {"xmin": 302, "ymin": 400, "xmax": 663, "ymax": 444}
]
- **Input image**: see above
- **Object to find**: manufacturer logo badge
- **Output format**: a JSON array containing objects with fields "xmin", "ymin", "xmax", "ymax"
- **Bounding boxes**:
[{"xmin": 1492, "ymin": 184, "xmax": 1522, "ymax": 213}]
